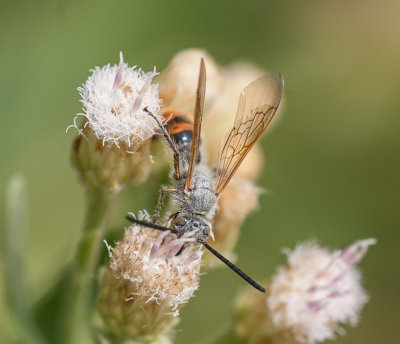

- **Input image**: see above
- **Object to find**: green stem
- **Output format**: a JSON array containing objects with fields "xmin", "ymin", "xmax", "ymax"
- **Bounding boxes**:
[{"xmin": 62, "ymin": 187, "xmax": 119, "ymax": 344}]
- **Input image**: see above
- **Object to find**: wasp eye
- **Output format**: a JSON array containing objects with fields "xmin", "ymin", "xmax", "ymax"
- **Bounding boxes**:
[{"xmin": 175, "ymin": 217, "xmax": 186, "ymax": 226}]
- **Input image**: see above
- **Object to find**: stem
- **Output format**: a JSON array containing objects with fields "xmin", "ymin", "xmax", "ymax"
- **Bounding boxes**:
[{"xmin": 62, "ymin": 187, "xmax": 119, "ymax": 344}]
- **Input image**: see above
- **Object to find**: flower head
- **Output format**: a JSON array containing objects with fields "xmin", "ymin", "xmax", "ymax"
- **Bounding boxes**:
[
  {"xmin": 157, "ymin": 48, "xmax": 222, "ymax": 115},
  {"xmin": 69, "ymin": 53, "xmax": 162, "ymax": 190},
  {"xmin": 97, "ymin": 212, "xmax": 201, "ymax": 341},
  {"xmin": 267, "ymin": 239, "xmax": 375, "ymax": 343},
  {"xmin": 235, "ymin": 238, "xmax": 376, "ymax": 344},
  {"xmin": 71, "ymin": 52, "xmax": 161, "ymax": 148}
]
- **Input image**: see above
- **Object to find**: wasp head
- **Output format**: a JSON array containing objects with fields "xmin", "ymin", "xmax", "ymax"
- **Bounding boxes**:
[{"xmin": 173, "ymin": 215, "xmax": 210, "ymax": 241}]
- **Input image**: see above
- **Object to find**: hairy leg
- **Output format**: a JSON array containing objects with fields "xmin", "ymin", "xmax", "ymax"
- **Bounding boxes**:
[{"xmin": 152, "ymin": 187, "xmax": 178, "ymax": 224}]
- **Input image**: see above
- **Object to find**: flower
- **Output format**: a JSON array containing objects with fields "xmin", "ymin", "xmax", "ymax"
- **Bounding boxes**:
[
  {"xmin": 70, "ymin": 51, "xmax": 161, "ymax": 148},
  {"xmin": 156, "ymin": 48, "xmax": 222, "ymax": 115},
  {"xmin": 69, "ymin": 52, "xmax": 163, "ymax": 190},
  {"xmin": 235, "ymin": 238, "xmax": 376, "ymax": 344},
  {"xmin": 97, "ymin": 212, "xmax": 202, "ymax": 341}
]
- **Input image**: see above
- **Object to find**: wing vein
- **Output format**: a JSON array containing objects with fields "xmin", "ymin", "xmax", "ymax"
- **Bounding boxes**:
[
  {"xmin": 184, "ymin": 58, "xmax": 206, "ymax": 193},
  {"xmin": 214, "ymin": 74, "xmax": 284, "ymax": 195}
]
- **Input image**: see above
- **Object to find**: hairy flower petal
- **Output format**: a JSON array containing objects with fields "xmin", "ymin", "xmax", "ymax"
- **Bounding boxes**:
[
  {"xmin": 69, "ymin": 52, "xmax": 162, "ymax": 149},
  {"xmin": 267, "ymin": 239, "xmax": 376, "ymax": 343}
]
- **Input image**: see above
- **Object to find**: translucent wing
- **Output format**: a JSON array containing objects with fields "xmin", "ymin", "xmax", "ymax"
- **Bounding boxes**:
[
  {"xmin": 214, "ymin": 74, "xmax": 284, "ymax": 195},
  {"xmin": 185, "ymin": 58, "xmax": 206, "ymax": 193}
]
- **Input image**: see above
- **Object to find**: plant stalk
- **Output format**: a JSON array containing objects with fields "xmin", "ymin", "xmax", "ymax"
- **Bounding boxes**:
[{"xmin": 62, "ymin": 186, "xmax": 118, "ymax": 344}]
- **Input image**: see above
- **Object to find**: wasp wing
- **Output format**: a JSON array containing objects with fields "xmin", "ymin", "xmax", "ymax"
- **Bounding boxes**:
[
  {"xmin": 214, "ymin": 74, "xmax": 284, "ymax": 195},
  {"xmin": 184, "ymin": 58, "xmax": 206, "ymax": 193}
]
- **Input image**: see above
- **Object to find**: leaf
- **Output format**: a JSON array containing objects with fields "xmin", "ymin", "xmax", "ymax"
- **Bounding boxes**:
[{"xmin": 1, "ymin": 173, "xmax": 47, "ymax": 344}]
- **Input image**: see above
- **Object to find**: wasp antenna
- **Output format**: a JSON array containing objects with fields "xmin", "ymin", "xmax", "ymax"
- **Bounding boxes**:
[
  {"xmin": 125, "ymin": 216, "xmax": 265, "ymax": 292},
  {"xmin": 125, "ymin": 215, "xmax": 179, "ymax": 235},
  {"xmin": 200, "ymin": 241, "xmax": 266, "ymax": 293}
]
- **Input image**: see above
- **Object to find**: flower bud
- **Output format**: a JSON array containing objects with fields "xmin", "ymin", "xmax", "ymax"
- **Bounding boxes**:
[
  {"xmin": 203, "ymin": 61, "xmax": 269, "ymax": 181},
  {"xmin": 235, "ymin": 239, "xmax": 376, "ymax": 344},
  {"xmin": 203, "ymin": 177, "xmax": 263, "ymax": 266},
  {"xmin": 97, "ymin": 212, "xmax": 201, "ymax": 342},
  {"xmin": 157, "ymin": 48, "xmax": 223, "ymax": 115},
  {"xmin": 69, "ymin": 52, "xmax": 162, "ymax": 191}
]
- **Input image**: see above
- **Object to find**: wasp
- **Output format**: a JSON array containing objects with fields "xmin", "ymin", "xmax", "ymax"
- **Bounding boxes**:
[{"xmin": 127, "ymin": 58, "xmax": 284, "ymax": 292}]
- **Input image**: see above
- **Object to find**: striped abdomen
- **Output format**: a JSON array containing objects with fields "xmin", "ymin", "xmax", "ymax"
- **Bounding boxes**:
[{"xmin": 163, "ymin": 111, "xmax": 201, "ymax": 163}]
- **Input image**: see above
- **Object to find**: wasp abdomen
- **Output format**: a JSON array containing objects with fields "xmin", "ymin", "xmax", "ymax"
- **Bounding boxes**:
[{"xmin": 164, "ymin": 111, "xmax": 201, "ymax": 163}]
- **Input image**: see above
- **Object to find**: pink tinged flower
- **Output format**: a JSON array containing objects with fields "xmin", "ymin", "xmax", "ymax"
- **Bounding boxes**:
[
  {"xmin": 106, "ymin": 212, "xmax": 202, "ymax": 312},
  {"xmin": 68, "ymin": 52, "xmax": 162, "ymax": 149},
  {"xmin": 131, "ymin": 71, "xmax": 156, "ymax": 113},
  {"xmin": 98, "ymin": 212, "xmax": 202, "ymax": 341},
  {"xmin": 267, "ymin": 238, "xmax": 376, "ymax": 344},
  {"xmin": 340, "ymin": 238, "xmax": 376, "ymax": 266},
  {"xmin": 112, "ymin": 51, "xmax": 124, "ymax": 90},
  {"xmin": 131, "ymin": 95, "xmax": 143, "ymax": 113}
]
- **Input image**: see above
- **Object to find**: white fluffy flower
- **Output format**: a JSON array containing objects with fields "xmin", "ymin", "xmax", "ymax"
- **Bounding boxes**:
[
  {"xmin": 70, "ymin": 52, "xmax": 162, "ymax": 149},
  {"xmin": 267, "ymin": 238, "xmax": 376, "ymax": 344},
  {"xmin": 97, "ymin": 212, "xmax": 202, "ymax": 340},
  {"xmin": 105, "ymin": 211, "xmax": 202, "ymax": 312}
]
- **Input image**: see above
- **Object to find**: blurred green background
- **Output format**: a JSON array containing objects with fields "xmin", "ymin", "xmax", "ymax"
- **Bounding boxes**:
[{"xmin": 1, "ymin": 0, "xmax": 399, "ymax": 343}]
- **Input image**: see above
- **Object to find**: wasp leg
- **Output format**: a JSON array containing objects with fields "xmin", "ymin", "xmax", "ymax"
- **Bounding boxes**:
[
  {"xmin": 144, "ymin": 107, "xmax": 181, "ymax": 179},
  {"xmin": 167, "ymin": 211, "xmax": 179, "ymax": 223},
  {"xmin": 153, "ymin": 187, "xmax": 178, "ymax": 224}
]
